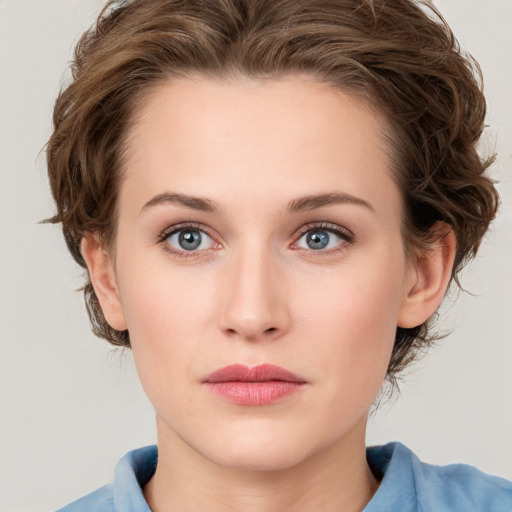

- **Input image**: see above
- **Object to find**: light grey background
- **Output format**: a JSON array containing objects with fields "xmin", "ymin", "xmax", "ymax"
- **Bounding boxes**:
[{"xmin": 0, "ymin": 1, "xmax": 511, "ymax": 511}]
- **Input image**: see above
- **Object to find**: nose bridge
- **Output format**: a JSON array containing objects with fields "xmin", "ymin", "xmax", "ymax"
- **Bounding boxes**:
[{"xmin": 219, "ymin": 238, "xmax": 289, "ymax": 341}]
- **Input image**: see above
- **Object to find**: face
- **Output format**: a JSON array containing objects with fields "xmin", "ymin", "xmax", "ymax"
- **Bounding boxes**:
[{"xmin": 104, "ymin": 75, "xmax": 419, "ymax": 471}]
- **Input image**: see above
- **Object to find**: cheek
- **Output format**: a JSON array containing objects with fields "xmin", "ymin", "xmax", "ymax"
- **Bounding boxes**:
[
  {"xmin": 295, "ymin": 259, "xmax": 405, "ymax": 389},
  {"xmin": 113, "ymin": 246, "xmax": 219, "ymax": 387},
  {"xmin": 122, "ymin": 280, "xmax": 209, "ymax": 345},
  {"xmin": 117, "ymin": 274, "xmax": 217, "ymax": 426},
  {"xmin": 114, "ymin": 225, "xmax": 215, "ymax": 337}
]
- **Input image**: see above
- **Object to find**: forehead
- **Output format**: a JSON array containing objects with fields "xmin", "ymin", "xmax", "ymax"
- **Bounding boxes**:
[{"xmin": 120, "ymin": 75, "xmax": 400, "ymax": 221}]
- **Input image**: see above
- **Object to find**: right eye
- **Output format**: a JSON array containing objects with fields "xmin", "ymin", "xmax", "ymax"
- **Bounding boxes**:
[{"xmin": 160, "ymin": 224, "xmax": 218, "ymax": 255}]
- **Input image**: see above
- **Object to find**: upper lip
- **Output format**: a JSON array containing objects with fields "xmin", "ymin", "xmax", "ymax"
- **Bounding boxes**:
[{"xmin": 203, "ymin": 364, "xmax": 306, "ymax": 383}]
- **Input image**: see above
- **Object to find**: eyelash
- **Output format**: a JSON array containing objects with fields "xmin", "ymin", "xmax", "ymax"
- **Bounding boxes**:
[{"xmin": 156, "ymin": 221, "xmax": 355, "ymax": 258}]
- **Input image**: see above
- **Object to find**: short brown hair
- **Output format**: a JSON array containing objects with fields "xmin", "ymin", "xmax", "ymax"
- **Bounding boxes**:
[{"xmin": 46, "ymin": 0, "xmax": 498, "ymax": 382}]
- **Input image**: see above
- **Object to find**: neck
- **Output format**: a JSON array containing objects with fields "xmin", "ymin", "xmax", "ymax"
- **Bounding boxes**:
[{"xmin": 144, "ymin": 416, "xmax": 379, "ymax": 512}]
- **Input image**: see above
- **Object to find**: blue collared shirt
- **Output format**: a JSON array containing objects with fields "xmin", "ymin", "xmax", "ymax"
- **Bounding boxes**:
[{"xmin": 57, "ymin": 442, "xmax": 512, "ymax": 511}]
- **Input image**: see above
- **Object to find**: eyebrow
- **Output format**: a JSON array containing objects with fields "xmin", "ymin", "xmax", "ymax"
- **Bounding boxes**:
[
  {"xmin": 287, "ymin": 192, "xmax": 375, "ymax": 213},
  {"xmin": 140, "ymin": 193, "xmax": 221, "ymax": 214},
  {"xmin": 140, "ymin": 191, "xmax": 375, "ymax": 215}
]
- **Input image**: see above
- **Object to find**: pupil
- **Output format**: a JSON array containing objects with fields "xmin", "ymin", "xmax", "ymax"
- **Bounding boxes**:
[
  {"xmin": 307, "ymin": 231, "xmax": 329, "ymax": 250},
  {"xmin": 179, "ymin": 230, "xmax": 201, "ymax": 250}
]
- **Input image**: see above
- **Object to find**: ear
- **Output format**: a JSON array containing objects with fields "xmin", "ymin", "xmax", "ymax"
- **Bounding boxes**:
[
  {"xmin": 398, "ymin": 223, "xmax": 457, "ymax": 328},
  {"xmin": 81, "ymin": 234, "xmax": 128, "ymax": 331}
]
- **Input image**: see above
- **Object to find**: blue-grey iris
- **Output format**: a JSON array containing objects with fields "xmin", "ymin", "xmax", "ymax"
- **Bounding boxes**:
[
  {"xmin": 307, "ymin": 230, "xmax": 330, "ymax": 250},
  {"xmin": 179, "ymin": 230, "xmax": 202, "ymax": 250}
]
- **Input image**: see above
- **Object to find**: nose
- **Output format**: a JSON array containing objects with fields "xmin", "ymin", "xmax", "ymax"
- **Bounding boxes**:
[{"xmin": 218, "ymin": 246, "xmax": 291, "ymax": 342}]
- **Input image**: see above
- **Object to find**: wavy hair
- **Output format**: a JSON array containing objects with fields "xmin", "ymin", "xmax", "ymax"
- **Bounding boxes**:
[{"xmin": 46, "ymin": 0, "xmax": 498, "ymax": 383}]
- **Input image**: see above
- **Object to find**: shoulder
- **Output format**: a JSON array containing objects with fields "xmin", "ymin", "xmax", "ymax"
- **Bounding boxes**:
[
  {"xmin": 413, "ymin": 450, "xmax": 512, "ymax": 511},
  {"xmin": 56, "ymin": 484, "xmax": 113, "ymax": 512},
  {"xmin": 366, "ymin": 442, "xmax": 512, "ymax": 512},
  {"xmin": 56, "ymin": 446, "xmax": 157, "ymax": 512}
]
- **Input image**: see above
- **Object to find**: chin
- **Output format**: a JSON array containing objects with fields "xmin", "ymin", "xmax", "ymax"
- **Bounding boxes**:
[
  {"xmin": 210, "ymin": 446, "xmax": 309, "ymax": 473},
  {"xmin": 197, "ymin": 427, "xmax": 322, "ymax": 473}
]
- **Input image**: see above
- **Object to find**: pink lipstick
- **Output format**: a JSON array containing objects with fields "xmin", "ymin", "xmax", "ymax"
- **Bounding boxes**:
[{"xmin": 203, "ymin": 364, "xmax": 307, "ymax": 406}]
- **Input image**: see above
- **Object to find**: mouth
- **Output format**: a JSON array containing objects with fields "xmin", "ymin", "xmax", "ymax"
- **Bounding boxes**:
[{"xmin": 203, "ymin": 364, "xmax": 307, "ymax": 406}]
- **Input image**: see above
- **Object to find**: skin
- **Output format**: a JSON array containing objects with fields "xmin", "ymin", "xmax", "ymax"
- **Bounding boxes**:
[{"xmin": 82, "ymin": 75, "xmax": 456, "ymax": 512}]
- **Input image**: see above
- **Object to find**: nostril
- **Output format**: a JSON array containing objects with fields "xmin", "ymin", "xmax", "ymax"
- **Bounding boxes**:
[{"xmin": 265, "ymin": 327, "xmax": 277, "ymax": 333}]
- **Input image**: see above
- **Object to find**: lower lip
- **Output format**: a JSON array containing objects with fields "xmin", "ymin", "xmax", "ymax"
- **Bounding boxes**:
[{"xmin": 205, "ymin": 381, "xmax": 305, "ymax": 405}]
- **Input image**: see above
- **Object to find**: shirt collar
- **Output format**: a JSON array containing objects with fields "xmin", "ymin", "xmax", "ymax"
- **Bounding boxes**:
[
  {"xmin": 111, "ymin": 442, "xmax": 416, "ymax": 512},
  {"xmin": 364, "ymin": 442, "xmax": 417, "ymax": 512},
  {"xmin": 113, "ymin": 445, "xmax": 157, "ymax": 512}
]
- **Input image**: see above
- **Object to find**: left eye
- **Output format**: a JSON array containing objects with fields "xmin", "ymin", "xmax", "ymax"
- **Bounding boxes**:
[
  {"xmin": 165, "ymin": 228, "xmax": 215, "ymax": 251},
  {"xmin": 296, "ymin": 228, "xmax": 346, "ymax": 251}
]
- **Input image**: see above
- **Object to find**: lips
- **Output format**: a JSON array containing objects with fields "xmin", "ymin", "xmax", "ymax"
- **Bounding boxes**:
[
  {"xmin": 203, "ymin": 364, "xmax": 307, "ymax": 406},
  {"xmin": 205, "ymin": 364, "xmax": 306, "ymax": 383}
]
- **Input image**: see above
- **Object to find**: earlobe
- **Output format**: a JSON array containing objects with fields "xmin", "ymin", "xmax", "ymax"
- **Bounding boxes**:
[
  {"xmin": 398, "ymin": 223, "xmax": 457, "ymax": 328},
  {"xmin": 80, "ymin": 234, "xmax": 128, "ymax": 331}
]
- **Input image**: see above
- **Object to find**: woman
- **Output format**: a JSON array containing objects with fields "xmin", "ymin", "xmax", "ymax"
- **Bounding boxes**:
[{"xmin": 46, "ymin": 0, "xmax": 511, "ymax": 510}]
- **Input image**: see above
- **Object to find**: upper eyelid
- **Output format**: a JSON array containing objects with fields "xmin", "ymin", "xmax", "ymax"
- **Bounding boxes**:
[
  {"xmin": 158, "ymin": 222, "xmax": 214, "ymax": 241},
  {"xmin": 293, "ymin": 222, "xmax": 354, "ymax": 240}
]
